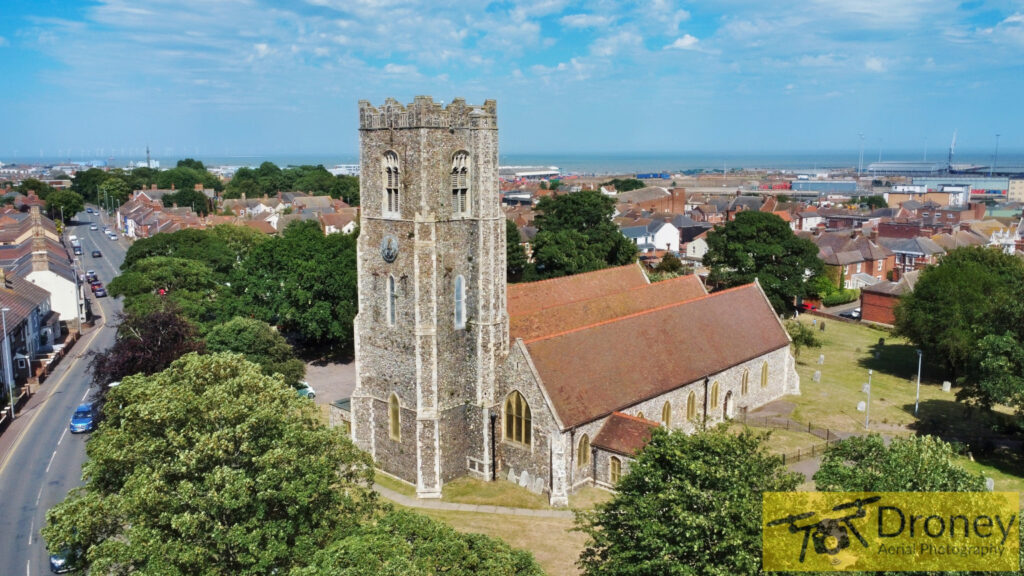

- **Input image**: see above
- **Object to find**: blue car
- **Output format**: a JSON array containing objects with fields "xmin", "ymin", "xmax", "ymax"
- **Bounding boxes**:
[
  {"xmin": 69, "ymin": 403, "xmax": 97, "ymax": 433},
  {"xmin": 49, "ymin": 548, "xmax": 80, "ymax": 573}
]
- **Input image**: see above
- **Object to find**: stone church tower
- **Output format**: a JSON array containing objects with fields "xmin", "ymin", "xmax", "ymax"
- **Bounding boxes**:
[{"xmin": 351, "ymin": 97, "xmax": 508, "ymax": 498}]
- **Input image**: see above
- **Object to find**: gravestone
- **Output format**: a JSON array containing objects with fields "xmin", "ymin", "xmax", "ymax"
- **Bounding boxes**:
[
  {"xmin": 811, "ymin": 319, "xmax": 817, "ymax": 326},
  {"xmin": 507, "ymin": 468, "xmax": 517, "ymax": 484},
  {"xmin": 942, "ymin": 381, "xmax": 952, "ymax": 393},
  {"xmin": 820, "ymin": 321, "xmax": 826, "ymax": 332},
  {"xmin": 531, "ymin": 477, "xmax": 544, "ymax": 494},
  {"xmin": 519, "ymin": 470, "xmax": 530, "ymax": 488},
  {"xmin": 857, "ymin": 401, "xmax": 866, "ymax": 412},
  {"xmin": 813, "ymin": 370, "xmax": 821, "ymax": 383},
  {"xmin": 818, "ymin": 354, "xmax": 825, "ymax": 365},
  {"xmin": 874, "ymin": 351, "xmax": 880, "ymax": 359},
  {"xmin": 985, "ymin": 477, "xmax": 995, "ymax": 492}
]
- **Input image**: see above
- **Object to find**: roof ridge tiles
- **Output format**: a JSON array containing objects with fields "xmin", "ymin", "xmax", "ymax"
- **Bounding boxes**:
[
  {"xmin": 522, "ymin": 283, "xmax": 756, "ymax": 345},
  {"xmin": 609, "ymin": 411, "xmax": 660, "ymax": 426}
]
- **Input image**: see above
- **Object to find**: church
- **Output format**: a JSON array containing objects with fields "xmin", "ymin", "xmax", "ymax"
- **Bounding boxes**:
[{"xmin": 349, "ymin": 96, "xmax": 799, "ymax": 506}]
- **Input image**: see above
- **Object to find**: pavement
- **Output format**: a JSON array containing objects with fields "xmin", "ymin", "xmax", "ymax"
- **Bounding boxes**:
[{"xmin": 305, "ymin": 357, "xmax": 355, "ymax": 406}]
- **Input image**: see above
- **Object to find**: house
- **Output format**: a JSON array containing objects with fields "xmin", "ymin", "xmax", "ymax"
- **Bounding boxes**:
[
  {"xmin": 683, "ymin": 231, "xmax": 709, "ymax": 262},
  {"xmin": 0, "ymin": 270, "xmax": 60, "ymax": 391},
  {"xmin": 795, "ymin": 210, "xmax": 824, "ymax": 232},
  {"xmin": 860, "ymin": 271, "xmax": 919, "ymax": 326},
  {"xmin": 619, "ymin": 219, "xmax": 680, "ymax": 253},
  {"xmin": 319, "ymin": 209, "xmax": 359, "ymax": 235},
  {"xmin": 811, "ymin": 231, "xmax": 895, "ymax": 287},
  {"xmin": 877, "ymin": 237, "xmax": 945, "ymax": 276}
]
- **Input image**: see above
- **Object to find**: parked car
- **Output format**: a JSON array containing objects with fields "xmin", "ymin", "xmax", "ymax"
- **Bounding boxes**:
[
  {"xmin": 90, "ymin": 281, "xmax": 103, "ymax": 292},
  {"xmin": 839, "ymin": 308, "xmax": 862, "ymax": 320},
  {"xmin": 94, "ymin": 287, "xmax": 107, "ymax": 298},
  {"xmin": 297, "ymin": 382, "xmax": 316, "ymax": 399},
  {"xmin": 69, "ymin": 403, "xmax": 97, "ymax": 433},
  {"xmin": 91, "ymin": 250, "xmax": 102, "ymax": 258},
  {"xmin": 49, "ymin": 547, "xmax": 81, "ymax": 573},
  {"xmin": 108, "ymin": 233, "xmax": 119, "ymax": 240},
  {"xmin": 798, "ymin": 302, "xmax": 818, "ymax": 311},
  {"xmin": 85, "ymin": 270, "xmax": 97, "ymax": 282},
  {"xmin": 89, "ymin": 224, "xmax": 98, "ymax": 230},
  {"xmin": 85, "ymin": 208, "xmax": 93, "ymax": 214}
]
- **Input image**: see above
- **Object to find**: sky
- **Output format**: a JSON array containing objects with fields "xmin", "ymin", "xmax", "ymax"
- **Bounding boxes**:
[{"xmin": 1, "ymin": 0, "xmax": 1023, "ymax": 159}]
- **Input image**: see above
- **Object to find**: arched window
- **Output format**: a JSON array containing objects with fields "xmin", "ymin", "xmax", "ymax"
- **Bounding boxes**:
[
  {"xmin": 710, "ymin": 381, "xmax": 720, "ymax": 410},
  {"xmin": 504, "ymin": 391, "xmax": 532, "ymax": 446},
  {"xmin": 761, "ymin": 361, "xmax": 769, "ymax": 389},
  {"xmin": 454, "ymin": 275, "xmax": 466, "ymax": 330},
  {"xmin": 388, "ymin": 393, "xmax": 401, "ymax": 441},
  {"xmin": 383, "ymin": 151, "xmax": 400, "ymax": 217},
  {"xmin": 451, "ymin": 151, "xmax": 469, "ymax": 216},
  {"xmin": 577, "ymin": 434, "xmax": 590, "ymax": 469},
  {"xmin": 387, "ymin": 275, "xmax": 397, "ymax": 326},
  {"xmin": 662, "ymin": 401, "xmax": 671, "ymax": 428},
  {"xmin": 741, "ymin": 369, "xmax": 750, "ymax": 396},
  {"xmin": 637, "ymin": 411, "xmax": 645, "ymax": 420},
  {"xmin": 686, "ymin": 391, "xmax": 696, "ymax": 421},
  {"xmin": 609, "ymin": 456, "xmax": 622, "ymax": 484}
]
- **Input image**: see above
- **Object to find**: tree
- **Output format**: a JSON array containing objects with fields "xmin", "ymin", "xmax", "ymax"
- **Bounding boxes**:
[
  {"xmin": 205, "ymin": 317, "xmax": 305, "ymax": 387},
  {"xmin": 71, "ymin": 167, "xmax": 111, "ymax": 203},
  {"xmin": 122, "ymin": 225, "xmax": 266, "ymax": 280},
  {"xmin": 162, "ymin": 187, "xmax": 211, "ymax": 215},
  {"xmin": 17, "ymin": 177, "xmax": 57, "ymax": 200},
  {"xmin": 97, "ymin": 177, "xmax": 131, "ymax": 208},
  {"xmin": 506, "ymin": 219, "xmax": 528, "ymax": 282},
  {"xmin": 704, "ymin": 211, "xmax": 822, "ymax": 313},
  {"xmin": 894, "ymin": 246, "xmax": 1024, "ymax": 380},
  {"xmin": 815, "ymin": 434, "xmax": 984, "ymax": 492},
  {"xmin": 785, "ymin": 319, "xmax": 821, "ymax": 359},
  {"xmin": 576, "ymin": 427, "xmax": 801, "ymax": 576},
  {"xmin": 176, "ymin": 157, "xmax": 206, "ymax": 171},
  {"xmin": 45, "ymin": 190, "xmax": 85, "ymax": 222},
  {"xmin": 655, "ymin": 252, "xmax": 684, "ymax": 274},
  {"xmin": 960, "ymin": 332, "xmax": 1024, "ymax": 412},
  {"xmin": 45, "ymin": 352, "xmax": 378, "ymax": 575},
  {"xmin": 87, "ymin": 307, "xmax": 204, "ymax": 401},
  {"xmin": 855, "ymin": 195, "xmax": 888, "ymax": 210},
  {"xmin": 530, "ymin": 190, "xmax": 636, "ymax": 279},
  {"xmin": 229, "ymin": 220, "xmax": 358, "ymax": 348},
  {"xmin": 600, "ymin": 178, "xmax": 646, "ymax": 192},
  {"xmin": 109, "ymin": 256, "xmax": 221, "ymax": 322}
]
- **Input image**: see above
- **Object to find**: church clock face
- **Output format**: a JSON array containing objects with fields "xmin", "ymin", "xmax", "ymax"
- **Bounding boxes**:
[{"xmin": 380, "ymin": 235, "xmax": 399, "ymax": 263}]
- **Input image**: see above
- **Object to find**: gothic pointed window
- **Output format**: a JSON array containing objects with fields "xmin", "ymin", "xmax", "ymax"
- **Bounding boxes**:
[
  {"xmin": 662, "ymin": 401, "xmax": 671, "ymax": 428},
  {"xmin": 710, "ymin": 381, "xmax": 720, "ymax": 410},
  {"xmin": 504, "ymin": 391, "xmax": 532, "ymax": 446},
  {"xmin": 389, "ymin": 393, "xmax": 401, "ymax": 441},
  {"xmin": 609, "ymin": 456, "xmax": 622, "ymax": 484},
  {"xmin": 761, "ymin": 361, "xmax": 769, "ymax": 389},
  {"xmin": 383, "ymin": 151, "xmax": 400, "ymax": 218},
  {"xmin": 454, "ymin": 275, "xmax": 466, "ymax": 330},
  {"xmin": 451, "ymin": 151, "xmax": 469, "ymax": 216},
  {"xmin": 741, "ymin": 369, "xmax": 750, "ymax": 396},
  {"xmin": 686, "ymin": 391, "xmax": 696, "ymax": 421},
  {"xmin": 578, "ymin": 434, "xmax": 590, "ymax": 469},
  {"xmin": 387, "ymin": 275, "xmax": 397, "ymax": 326}
]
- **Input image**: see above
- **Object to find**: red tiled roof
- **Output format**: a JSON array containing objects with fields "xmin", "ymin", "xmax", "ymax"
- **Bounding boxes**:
[
  {"xmin": 525, "ymin": 283, "xmax": 789, "ymax": 429},
  {"xmin": 510, "ymin": 274, "xmax": 705, "ymax": 341},
  {"xmin": 592, "ymin": 412, "xmax": 658, "ymax": 456},
  {"xmin": 506, "ymin": 263, "xmax": 648, "ymax": 318}
]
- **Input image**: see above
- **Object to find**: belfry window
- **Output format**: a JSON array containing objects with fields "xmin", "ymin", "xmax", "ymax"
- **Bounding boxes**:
[
  {"xmin": 384, "ymin": 151, "xmax": 400, "ymax": 217},
  {"xmin": 504, "ymin": 391, "xmax": 532, "ymax": 446},
  {"xmin": 451, "ymin": 151, "xmax": 469, "ymax": 216}
]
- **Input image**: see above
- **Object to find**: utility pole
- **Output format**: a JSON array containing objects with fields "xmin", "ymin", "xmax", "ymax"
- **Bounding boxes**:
[{"xmin": 864, "ymin": 369, "xmax": 873, "ymax": 430}]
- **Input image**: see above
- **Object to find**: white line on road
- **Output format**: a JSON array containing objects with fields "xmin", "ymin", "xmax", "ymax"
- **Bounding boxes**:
[
  {"xmin": 28, "ymin": 519, "xmax": 33, "ymax": 546},
  {"xmin": 45, "ymin": 449, "xmax": 57, "ymax": 474},
  {"xmin": 26, "ymin": 558, "xmax": 30, "ymax": 575},
  {"xmin": 81, "ymin": 389, "xmax": 90, "ymax": 402},
  {"xmin": 36, "ymin": 485, "xmax": 43, "ymax": 507},
  {"xmin": 57, "ymin": 428, "xmax": 67, "ymax": 447}
]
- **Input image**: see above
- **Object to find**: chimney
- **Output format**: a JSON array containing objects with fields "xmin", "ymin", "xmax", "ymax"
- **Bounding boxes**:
[
  {"xmin": 194, "ymin": 183, "xmax": 203, "ymax": 191},
  {"xmin": 151, "ymin": 184, "xmax": 157, "ymax": 190},
  {"xmin": 171, "ymin": 183, "xmax": 175, "ymax": 191},
  {"xmin": 2, "ymin": 267, "xmax": 13, "ymax": 289},
  {"xmin": 869, "ymin": 227, "xmax": 878, "ymax": 242},
  {"xmin": 31, "ymin": 248, "xmax": 48, "ymax": 272}
]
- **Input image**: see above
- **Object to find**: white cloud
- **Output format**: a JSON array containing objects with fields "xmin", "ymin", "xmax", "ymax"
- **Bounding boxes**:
[
  {"xmin": 560, "ymin": 13, "xmax": 613, "ymax": 29},
  {"xmin": 985, "ymin": 12, "xmax": 1024, "ymax": 45},
  {"xmin": 864, "ymin": 56, "xmax": 886, "ymax": 72},
  {"xmin": 665, "ymin": 34, "xmax": 699, "ymax": 50},
  {"xmin": 254, "ymin": 43, "xmax": 271, "ymax": 58},
  {"xmin": 797, "ymin": 53, "xmax": 839, "ymax": 67},
  {"xmin": 383, "ymin": 62, "xmax": 418, "ymax": 74},
  {"xmin": 590, "ymin": 31, "xmax": 643, "ymax": 58}
]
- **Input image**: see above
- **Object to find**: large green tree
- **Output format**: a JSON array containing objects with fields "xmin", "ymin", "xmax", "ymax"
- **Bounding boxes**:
[
  {"xmin": 895, "ymin": 246, "xmax": 1024, "ymax": 380},
  {"xmin": 122, "ymin": 225, "xmax": 266, "ymax": 280},
  {"xmin": 45, "ymin": 352, "xmax": 378, "ymax": 575},
  {"xmin": 704, "ymin": 211, "xmax": 822, "ymax": 313},
  {"xmin": 576, "ymin": 427, "xmax": 801, "ymax": 576},
  {"xmin": 229, "ymin": 220, "xmax": 358, "ymax": 347},
  {"xmin": 109, "ymin": 256, "xmax": 222, "ymax": 322},
  {"xmin": 506, "ymin": 219, "xmax": 529, "ymax": 282},
  {"xmin": 17, "ymin": 177, "xmax": 57, "ymax": 200},
  {"xmin": 71, "ymin": 168, "xmax": 112, "ymax": 204},
  {"xmin": 530, "ymin": 190, "xmax": 636, "ymax": 279},
  {"xmin": 45, "ymin": 190, "xmax": 85, "ymax": 222},
  {"xmin": 205, "ymin": 317, "xmax": 305, "ymax": 387},
  {"xmin": 97, "ymin": 177, "xmax": 132, "ymax": 209}
]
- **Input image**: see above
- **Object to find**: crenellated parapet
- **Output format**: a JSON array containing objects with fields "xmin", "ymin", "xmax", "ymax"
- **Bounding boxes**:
[{"xmin": 358, "ymin": 96, "xmax": 497, "ymax": 130}]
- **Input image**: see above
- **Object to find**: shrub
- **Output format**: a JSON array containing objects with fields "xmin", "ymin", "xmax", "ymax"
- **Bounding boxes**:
[{"xmin": 822, "ymin": 288, "xmax": 860, "ymax": 307}]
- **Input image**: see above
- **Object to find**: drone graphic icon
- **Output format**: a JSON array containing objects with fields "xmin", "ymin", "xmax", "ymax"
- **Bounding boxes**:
[{"xmin": 767, "ymin": 496, "xmax": 883, "ymax": 563}]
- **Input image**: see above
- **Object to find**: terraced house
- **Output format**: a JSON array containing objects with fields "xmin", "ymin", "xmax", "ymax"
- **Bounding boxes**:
[{"xmin": 349, "ymin": 97, "xmax": 799, "ymax": 506}]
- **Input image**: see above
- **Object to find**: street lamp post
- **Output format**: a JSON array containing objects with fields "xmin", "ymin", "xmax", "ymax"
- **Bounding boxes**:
[
  {"xmin": 914, "ymin": 349, "xmax": 923, "ymax": 416},
  {"xmin": 864, "ymin": 369, "xmax": 873, "ymax": 430},
  {"xmin": 2, "ymin": 307, "xmax": 14, "ymax": 420}
]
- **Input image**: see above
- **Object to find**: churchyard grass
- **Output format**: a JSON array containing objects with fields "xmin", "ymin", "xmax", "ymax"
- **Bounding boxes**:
[
  {"xmin": 375, "ymin": 470, "xmax": 416, "ymax": 497},
  {"xmin": 442, "ymin": 477, "xmax": 550, "ymax": 509}
]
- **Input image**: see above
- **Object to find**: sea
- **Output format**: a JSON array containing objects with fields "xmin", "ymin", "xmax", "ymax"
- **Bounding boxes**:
[{"xmin": 5, "ymin": 150, "xmax": 1023, "ymax": 177}]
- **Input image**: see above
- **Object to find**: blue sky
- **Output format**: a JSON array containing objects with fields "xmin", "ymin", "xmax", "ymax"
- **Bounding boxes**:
[{"xmin": 1, "ymin": 0, "xmax": 1023, "ymax": 158}]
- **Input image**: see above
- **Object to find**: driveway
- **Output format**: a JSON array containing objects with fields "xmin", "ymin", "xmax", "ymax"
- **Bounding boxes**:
[{"xmin": 305, "ymin": 359, "xmax": 355, "ymax": 405}]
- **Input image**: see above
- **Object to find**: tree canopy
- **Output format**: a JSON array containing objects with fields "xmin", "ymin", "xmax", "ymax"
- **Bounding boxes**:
[
  {"xmin": 529, "ymin": 190, "xmax": 636, "ymax": 279},
  {"xmin": 109, "ymin": 255, "xmax": 222, "ymax": 322},
  {"xmin": 600, "ymin": 178, "xmax": 646, "ymax": 192},
  {"xmin": 17, "ymin": 177, "xmax": 56, "ymax": 200},
  {"xmin": 205, "ymin": 317, "xmax": 305, "ymax": 387},
  {"xmin": 576, "ymin": 427, "xmax": 801, "ymax": 576},
  {"xmin": 505, "ymin": 218, "xmax": 528, "ymax": 282},
  {"xmin": 224, "ymin": 162, "xmax": 360, "ymax": 205},
  {"xmin": 45, "ymin": 190, "xmax": 85, "ymax": 222},
  {"xmin": 122, "ymin": 225, "xmax": 266, "ymax": 280},
  {"xmin": 704, "ymin": 211, "xmax": 822, "ymax": 313}
]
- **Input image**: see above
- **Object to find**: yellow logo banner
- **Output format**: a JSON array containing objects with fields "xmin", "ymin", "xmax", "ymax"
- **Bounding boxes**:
[{"xmin": 763, "ymin": 492, "xmax": 1019, "ymax": 572}]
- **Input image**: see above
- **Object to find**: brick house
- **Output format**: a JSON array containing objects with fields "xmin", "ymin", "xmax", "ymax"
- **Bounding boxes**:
[{"xmin": 860, "ymin": 271, "xmax": 919, "ymax": 326}]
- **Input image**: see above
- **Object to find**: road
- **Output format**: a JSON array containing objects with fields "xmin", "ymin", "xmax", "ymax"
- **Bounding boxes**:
[{"xmin": 0, "ymin": 208, "xmax": 128, "ymax": 575}]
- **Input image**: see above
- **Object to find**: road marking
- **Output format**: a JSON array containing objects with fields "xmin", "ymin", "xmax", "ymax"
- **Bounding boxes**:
[
  {"xmin": 56, "ymin": 429, "xmax": 67, "ymax": 447},
  {"xmin": 45, "ymin": 449, "xmax": 57, "ymax": 474},
  {"xmin": 81, "ymin": 390, "xmax": 89, "ymax": 402},
  {"xmin": 36, "ymin": 485, "xmax": 43, "ymax": 506},
  {"xmin": 28, "ymin": 519, "xmax": 33, "ymax": 546},
  {"xmin": 0, "ymin": 322, "xmax": 107, "ymax": 477},
  {"xmin": 26, "ymin": 559, "xmax": 30, "ymax": 576}
]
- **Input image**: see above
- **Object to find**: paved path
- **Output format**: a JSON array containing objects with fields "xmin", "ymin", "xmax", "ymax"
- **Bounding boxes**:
[{"xmin": 374, "ymin": 483, "xmax": 575, "ymax": 518}]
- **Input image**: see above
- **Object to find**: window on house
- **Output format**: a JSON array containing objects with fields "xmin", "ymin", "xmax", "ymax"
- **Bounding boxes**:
[
  {"xmin": 741, "ymin": 369, "xmax": 750, "ymax": 396},
  {"xmin": 451, "ymin": 151, "xmax": 469, "ymax": 216},
  {"xmin": 761, "ymin": 361, "xmax": 769, "ymax": 389},
  {"xmin": 454, "ymin": 275, "xmax": 466, "ymax": 330},
  {"xmin": 636, "ymin": 411, "xmax": 645, "ymax": 420},
  {"xmin": 387, "ymin": 275, "xmax": 397, "ymax": 326},
  {"xmin": 661, "ymin": 401, "xmax": 671, "ymax": 428},
  {"xmin": 877, "ymin": 260, "xmax": 883, "ymax": 271},
  {"xmin": 609, "ymin": 456, "xmax": 622, "ymax": 484},
  {"xmin": 504, "ymin": 391, "xmax": 532, "ymax": 446},
  {"xmin": 710, "ymin": 381, "xmax": 720, "ymax": 410},
  {"xmin": 383, "ymin": 151, "xmax": 400, "ymax": 217},
  {"xmin": 686, "ymin": 391, "xmax": 696, "ymax": 420},
  {"xmin": 856, "ymin": 263, "xmax": 862, "ymax": 273},
  {"xmin": 578, "ymin": 434, "xmax": 590, "ymax": 469},
  {"xmin": 389, "ymin": 393, "xmax": 401, "ymax": 441}
]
